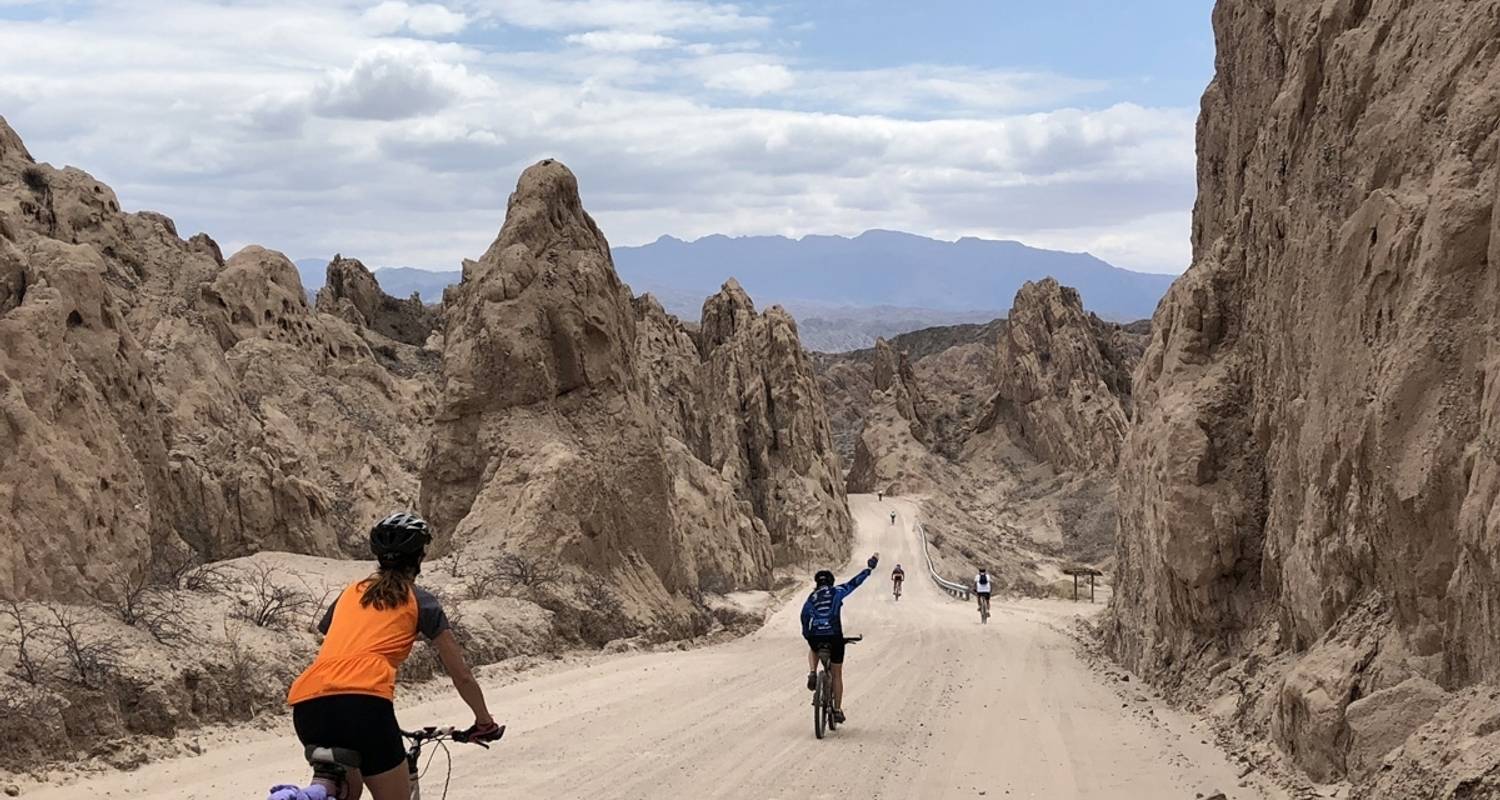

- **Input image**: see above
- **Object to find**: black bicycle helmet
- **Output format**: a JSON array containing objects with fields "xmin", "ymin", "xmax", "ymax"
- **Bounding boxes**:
[
  {"xmin": 814, "ymin": 569, "xmax": 835, "ymax": 587},
  {"xmin": 370, "ymin": 512, "xmax": 432, "ymax": 562}
]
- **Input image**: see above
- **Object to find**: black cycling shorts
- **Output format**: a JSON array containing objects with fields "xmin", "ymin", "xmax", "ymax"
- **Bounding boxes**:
[
  {"xmin": 292, "ymin": 694, "xmax": 405, "ymax": 776},
  {"xmin": 806, "ymin": 635, "xmax": 847, "ymax": 664}
]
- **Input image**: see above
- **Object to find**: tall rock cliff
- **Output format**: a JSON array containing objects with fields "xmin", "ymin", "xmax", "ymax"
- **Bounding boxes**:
[
  {"xmin": 0, "ymin": 117, "xmax": 431, "ymax": 598},
  {"xmin": 846, "ymin": 336, "xmax": 935, "ymax": 494},
  {"xmin": 1107, "ymin": 1, "xmax": 1500, "ymax": 794},
  {"xmin": 420, "ymin": 160, "xmax": 699, "ymax": 629},
  {"xmin": 692, "ymin": 281, "xmax": 852, "ymax": 564},
  {"xmin": 421, "ymin": 163, "xmax": 851, "ymax": 633},
  {"xmin": 991, "ymin": 278, "xmax": 1133, "ymax": 473}
]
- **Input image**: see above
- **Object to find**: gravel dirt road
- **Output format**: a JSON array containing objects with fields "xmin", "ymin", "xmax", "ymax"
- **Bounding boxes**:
[{"xmin": 32, "ymin": 495, "xmax": 1284, "ymax": 799}]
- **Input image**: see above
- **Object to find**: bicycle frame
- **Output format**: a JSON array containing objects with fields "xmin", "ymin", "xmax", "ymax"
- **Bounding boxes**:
[
  {"xmin": 811, "ymin": 636, "xmax": 860, "ymax": 739},
  {"xmin": 281, "ymin": 726, "xmax": 500, "ymax": 800}
]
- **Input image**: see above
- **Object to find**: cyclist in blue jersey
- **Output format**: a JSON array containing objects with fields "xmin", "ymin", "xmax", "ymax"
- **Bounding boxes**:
[{"xmin": 802, "ymin": 553, "xmax": 878, "ymax": 723}]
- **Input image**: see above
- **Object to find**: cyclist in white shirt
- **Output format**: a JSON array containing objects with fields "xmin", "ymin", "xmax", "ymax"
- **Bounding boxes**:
[{"xmin": 974, "ymin": 568, "xmax": 993, "ymax": 617}]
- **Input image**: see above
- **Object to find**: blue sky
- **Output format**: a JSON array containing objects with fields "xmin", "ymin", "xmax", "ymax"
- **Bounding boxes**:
[{"xmin": 0, "ymin": 1, "xmax": 1214, "ymax": 273}]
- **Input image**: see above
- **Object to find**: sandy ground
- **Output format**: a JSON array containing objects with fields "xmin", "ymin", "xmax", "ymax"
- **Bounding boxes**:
[{"xmin": 30, "ymin": 496, "xmax": 1285, "ymax": 800}]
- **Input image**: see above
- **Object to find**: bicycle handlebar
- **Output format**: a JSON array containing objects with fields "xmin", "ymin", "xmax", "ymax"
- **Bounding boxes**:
[
  {"xmin": 402, "ymin": 726, "xmax": 457, "ymax": 743},
  {"xmin": 402, "ymin": 725, "xmax": 506, "ymax": 749}
]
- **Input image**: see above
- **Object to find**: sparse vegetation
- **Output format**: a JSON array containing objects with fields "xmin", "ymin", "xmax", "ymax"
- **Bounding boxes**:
[
  {"xmin": 231, "ymin": 562, "xmax": 314, "ymax": 630},
  {"xmin": 577, "ymin": 575, "xmax": 628, "ymax": 644},
  {"xmin": 41, "ymin": 603, "xmax": 124, "ymax": 689},
  {"xmin": 20, "ymin": 165, "xmax": 49, "ymax": 194},
  {"xmin": 468, "ymin": 551, "xmax": 563, "ymax": 600},
  {"xmin": 88, "ymin": 556, "xmax": 189, "ymax": 644},
  {"xmin": 2, "ymin": 600, "xmax": 45, "ymax": 685}
]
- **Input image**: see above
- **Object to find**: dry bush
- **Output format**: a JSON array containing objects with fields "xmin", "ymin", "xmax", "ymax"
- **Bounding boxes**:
[
  {"xmin": 493, "ymin": 552, "xmax": 562, "ymax": 591},
  {"xmin": 2, "ymin": 600, "xmax": 46, "ymax": 685},
  {"xmin": 88, "ymin": 560, "xmax": 189, "ymax": 644},
  {"xmin": 577, "ymin": 575, "xmax": 628, "ymax": 645},
  {"xmin": 160, "ymin": 550, "xmax": 234, "ymax": 595},
  {"xmin": 469, "ymin": 552, "xmax": 562, "ymax": 600},
  {"xmin": 41, "ymin": 603, "xmax": 124, "ymax": 689},
  {"xmin": 219, "ymin": 621, "xmax": 278, "ymax": 719},
  {"xmin": 231, "ymin": 562, "xmax": 314, "ymax": 630},
  {"xmin": 444, "ymin": 546, "xmax": 469, "ymax": 579},
  {"xmin": 20, "ymin": 165, "xmax": 49, "ymax": 194}
]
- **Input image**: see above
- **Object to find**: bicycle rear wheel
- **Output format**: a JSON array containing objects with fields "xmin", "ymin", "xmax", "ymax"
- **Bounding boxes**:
[{"xmin": 813, "ymin": 670, "xmax": 827, "ymax": 739}]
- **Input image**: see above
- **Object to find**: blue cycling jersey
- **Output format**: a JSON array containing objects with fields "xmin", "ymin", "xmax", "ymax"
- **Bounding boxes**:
[{"xmin": 800, "ymin": 568, "xmax": 871, "ymax": 638}]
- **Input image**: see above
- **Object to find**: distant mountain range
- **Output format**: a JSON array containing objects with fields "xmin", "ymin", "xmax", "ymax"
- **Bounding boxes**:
[{"xmin": 296, "ymin": 230, "xmax": 1176, "ymax": 351}]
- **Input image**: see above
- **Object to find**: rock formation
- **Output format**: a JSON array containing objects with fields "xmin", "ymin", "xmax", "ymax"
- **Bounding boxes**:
[
  {"xmin": 845, "ymin": 337, "xmax": 934, "ymax": 494},
  {"xmin": 688, "ymin": 281, "xmax": 852, "ymax": 565},
  {"xmin": 0, "ymin": 115, "xmax": 433, "ymax": 598},
  {"xmin": 1106, "ymin": 1, "xmax": 1500, "ymax": 794},
  {"xmin": 0, "ymin": 122, "xmax": 856, "ymax": 771},
  {"xmin": 990, "ymin": 278, "xmax": 1133, "ymax": 473},
  {"xmin": 421, "ymin": 162, "xmax": 850, "ymax": 634},
  {"xmin": 316, "ymin": 254, "xmax": 439, "ymax": 347},
  {"xmin": 813, "ymin": 291, "xmax": 1144, "ymax": 575},
  {"xmin": 871, "ymin": 337, "xmax": 931, "ymax": 442}
]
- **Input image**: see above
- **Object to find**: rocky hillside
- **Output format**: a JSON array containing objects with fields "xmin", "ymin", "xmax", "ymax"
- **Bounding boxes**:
[
  {"xmin": 0, "ymin": 123, "xmax": 852, "ymax": 768},
  {"xmin": 991, "ymin": 278, "xmax": 1136, "ymax": 473},
  {"xmin": 422, "ymin": 162, "xmax": 850, "ymax": 639},
  {"xmin": 815, "ymin": 281, "xmax": 1145, "ymax": 574},
  {"xmin": 0, "ymin": 118, "xmax": 435, "ymax": 600},
  {"xmin": 1106, "ymin": 1, "xmax": 1500, "ymax": 796}
]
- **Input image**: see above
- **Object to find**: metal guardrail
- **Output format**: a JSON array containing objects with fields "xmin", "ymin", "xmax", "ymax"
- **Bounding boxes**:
[{"xmin": 916, "ymin": 521, "xmax": 971, "ymax": 600}]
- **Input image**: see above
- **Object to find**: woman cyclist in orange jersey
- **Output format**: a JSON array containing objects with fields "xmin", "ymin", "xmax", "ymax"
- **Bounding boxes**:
[{"xmin": 286, "ymin": 513, "xmax": 502, "ymax": 800}]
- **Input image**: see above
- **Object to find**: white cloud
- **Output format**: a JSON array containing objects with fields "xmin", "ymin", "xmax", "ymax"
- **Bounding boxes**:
[
  {"xmin": 363, "ymin": 1, "xmax": 468, "ymax": 36},
  {"xmin": 0, "ymin": 0, "xmax": 1196, "ymax": 275},
  {"xmin": 565, "ymin": 30, "xmax": 679, "ymax": 52},
  {"xmin": 475, "ymin": 0, "xmax": 770, "ymax": 34},
  {"xmin": 312, "ymin": 50, "xmax": 482, "ymax": 120},
  {"xmin": 701, "ymin": 61, "xmax": 794, "ymax": 95},
  {"xmin": 791, "ymin": 66, "xmax": 1108, "ymax": 115}
]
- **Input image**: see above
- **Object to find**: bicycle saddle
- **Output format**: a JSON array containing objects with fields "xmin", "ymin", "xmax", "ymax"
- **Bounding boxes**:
[{"xmin": 304, "ymin": 745, "xmax": 361, "ymax": 781}]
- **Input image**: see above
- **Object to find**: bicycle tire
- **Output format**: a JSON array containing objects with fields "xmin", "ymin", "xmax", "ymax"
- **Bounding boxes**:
[{"xmin": 813, "ymin": 669, "xmax": 827, "ymax": 739}]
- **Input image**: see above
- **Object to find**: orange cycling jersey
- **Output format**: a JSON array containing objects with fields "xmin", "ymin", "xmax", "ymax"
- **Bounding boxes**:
[{"xmin": 287, "ymin": 580, "xmax": 447, "ymax": 705}]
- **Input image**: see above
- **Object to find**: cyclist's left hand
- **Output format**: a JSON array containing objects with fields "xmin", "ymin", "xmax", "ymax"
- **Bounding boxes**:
[
  {"xmin": 455, "ymin": 721, "xmax": 505, "ymax": 747},
  {"xmin": 867, "ymin": 553, "xmax": 879, "ymax": 569}
]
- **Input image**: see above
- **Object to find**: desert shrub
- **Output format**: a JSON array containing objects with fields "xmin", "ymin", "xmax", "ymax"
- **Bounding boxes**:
[
  {"xmin": 469, "ymin": 552, "xmax": 562, "ymax": 599},
  {"xmin": 160, "ymin": 550, "xmax": 233, "ymax": 595},
  {"xmin": 20, "ymin": 166, "xmax": 49, "ymax": 194},
  {"xmin": 41, "ymin": 603, "xmax": 124, "ymax": 689},
  {"xmin": 219, "ymin": 621, "xmax": 282, "ymax": 718},
  {"xmin": 231, "ymin": 562, "xmax": 314, "ymax": 631},
  {"xmin": 2, "ymin": 600, "xmax": 46, "ymax": 685},
  {"xmin": 88, "ymin": 560, "xmax": 189, "ymax": 644},
  {"xmin": 576, "ymin": 576, "xmax": 628, "ymax": 645}
]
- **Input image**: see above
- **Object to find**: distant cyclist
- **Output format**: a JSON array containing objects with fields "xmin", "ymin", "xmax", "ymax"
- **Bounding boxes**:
[
  {"xmin": 889, "ymin": 510, "xmax": 897, "ymax": 525},
  {"xmin": 891, "ymin": 564, "xmax": 905, "ymax": 599},
  {"xmin": 287, "ymin": 513, "xmax": 502, "ymax": 800},
  {"xmin": 974, "ymin": 568, "xmax": 993, "ymax": 618},
  {"xmin": 802, "ymin": 553, "xmax": 879, "ymax": 723}
]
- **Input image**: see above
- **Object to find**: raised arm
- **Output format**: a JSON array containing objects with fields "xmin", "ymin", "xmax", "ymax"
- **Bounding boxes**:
[{"xmin": 838, "ymin": 554, "xmax": 880, "ymax": 597}]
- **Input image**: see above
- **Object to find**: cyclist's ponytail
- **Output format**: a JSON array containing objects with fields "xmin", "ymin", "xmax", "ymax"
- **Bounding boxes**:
[{"xmin": 360, "ymin": 560, "xmax": 418, "ymax": 610}]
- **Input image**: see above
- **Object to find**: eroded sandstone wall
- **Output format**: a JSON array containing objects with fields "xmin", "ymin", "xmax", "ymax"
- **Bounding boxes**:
[
  {"xmin": 991, "ymin": 278, "xmax": 1132, "ymax": 473},
  {"xmin": 1108, "ymin": 0, "xmax": 1500, "ymax": 791},
  {"xmin": 421, "ymin": 163, "xmax": 851, "ymax": 634},
  {"xmin": 0, "ymin": 117, "xmax": 432, "ymax": 598}
]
